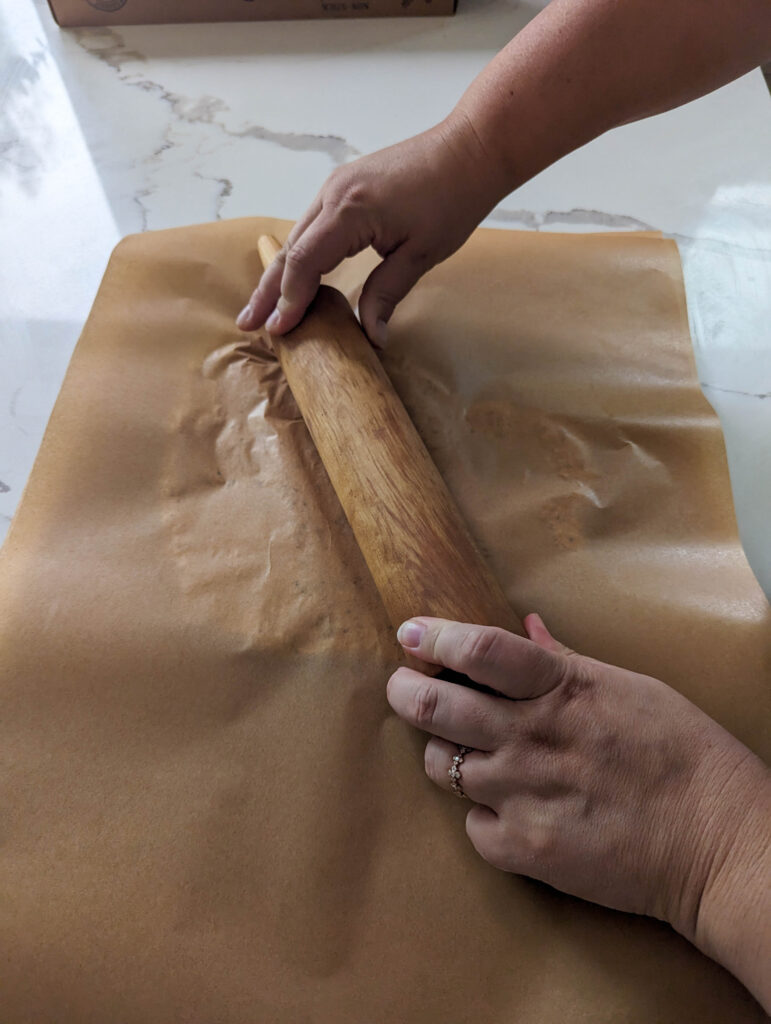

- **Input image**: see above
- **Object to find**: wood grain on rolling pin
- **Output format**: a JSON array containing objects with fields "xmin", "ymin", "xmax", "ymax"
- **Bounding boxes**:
[{"xmin": 257, "ymin": 235, "xmax": 523, "ymax": 661}]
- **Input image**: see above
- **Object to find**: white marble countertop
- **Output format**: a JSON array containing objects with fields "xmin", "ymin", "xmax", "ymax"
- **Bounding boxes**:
[{"xmin": 2, "ymin": 0, "xmax": 770, "ymax": 594}]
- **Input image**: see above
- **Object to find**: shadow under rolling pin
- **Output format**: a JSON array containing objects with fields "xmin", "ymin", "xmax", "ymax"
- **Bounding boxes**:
[{"xmin": 257, "ymin": 234, "xmax": 523, "ymax": 677}]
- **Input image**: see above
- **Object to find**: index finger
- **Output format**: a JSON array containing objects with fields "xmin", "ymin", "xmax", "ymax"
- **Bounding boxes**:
[
  {"xmin": 386, "ymin": 666, "xmax": 506, "ymax": 750},
  {"xmin": 269, "ymin": 209, "xmax": 369, "ymax": 335},
  {"xmin": 236, "ymin": 201, "xmax": 320, "ymax": 331}
]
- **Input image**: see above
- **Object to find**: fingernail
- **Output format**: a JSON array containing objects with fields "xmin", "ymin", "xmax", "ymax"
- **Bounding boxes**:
[
  {"xmin": 397, "ymin": 619, "xmax": 425, "ymax": 649},
  {"xmin": 265, "ymin": 309, "xmax": 280, "ymax": 331},
  {"xmin": 373, "ymin": 318, "xmax": 388, "ymax": 350},
  {"xmin": 236, "ymin": 305, "xmax": 252, "ymax": 329}
]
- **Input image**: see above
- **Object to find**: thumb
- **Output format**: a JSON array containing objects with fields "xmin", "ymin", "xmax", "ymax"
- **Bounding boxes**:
[
  {"xmin": 357, "ymin": 244, "xmax": 428, "ymax": 348},
  {"xmin": 396, "ymin": 617, "xmax": 568, "ymax": 701}
]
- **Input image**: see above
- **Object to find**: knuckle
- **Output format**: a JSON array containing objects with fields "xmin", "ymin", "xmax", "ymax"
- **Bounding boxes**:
[
  {"xmin": 324, "ymin": 165, "xmax": 349, "ymax": 192},
  {"xmin": 457, "ymin": 626, "xmax": 503, "ymax": 672},
  {"xmin": 477, "ymin": 829, "xmax": 513, "ymax": 873},
  {"xmin": 525, "ymin": 646, "xmax": 584, "ymax": 702},
  {"xmin": 284, "ymin": 243, "xmax": 310, "ymax": 273},
  {"xmin": 557, "ymin": 658, "xmax": 594, "ymax": 703},
  {"xmin": 523, "ymin": 720, "xmax": 563, "ymax": 751},
  {"xmin": 412, "ymin": 683, "xmax": 440, "ymax": 730},
  {"xmin": 521, "ymin": 823, "xmax": 556, "ymax": 866},
  {"xmin": 324, "ymin": 167, "xmax": 366, "ymax": 208},
  {"xmin": 337, "ymin": 179, "xmax": 370, "ymax": 211}
]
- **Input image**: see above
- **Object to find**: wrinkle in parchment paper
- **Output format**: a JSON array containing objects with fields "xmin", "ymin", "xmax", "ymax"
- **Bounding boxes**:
[{"xmin": 0, "ymin": 218, "xmax": 768, "ymax": 1024}]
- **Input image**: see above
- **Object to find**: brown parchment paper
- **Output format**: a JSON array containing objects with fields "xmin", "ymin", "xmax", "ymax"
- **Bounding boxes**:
[{"xmin": 0, "ymin": 218, "xmax": 768, "ymax": 1023}]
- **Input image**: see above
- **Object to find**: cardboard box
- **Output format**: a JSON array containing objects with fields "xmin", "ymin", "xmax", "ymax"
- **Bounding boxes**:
[{"xmin": 47, "ymin": 0, "xmax": 456, "ymax": 26}]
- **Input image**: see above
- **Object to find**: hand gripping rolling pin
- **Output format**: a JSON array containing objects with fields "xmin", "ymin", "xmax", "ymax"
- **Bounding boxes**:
[{"xmin": 257, "ymin": 235, "xmax": 523, "ymax": 670}]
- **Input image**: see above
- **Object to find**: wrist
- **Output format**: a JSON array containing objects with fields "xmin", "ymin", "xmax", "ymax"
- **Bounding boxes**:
[
  {"xmin": 682, "ymin": 757, "xmax": 771, "ymax": 1011},
  {"xmin": 432, "ymin": 108, "xmax": 515, "ymax": 215}
]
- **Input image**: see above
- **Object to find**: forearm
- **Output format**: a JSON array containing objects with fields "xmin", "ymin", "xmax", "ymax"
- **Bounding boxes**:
[{"xmin": 447, "ymin": 0, "xmax": 771, "ymax": 199}]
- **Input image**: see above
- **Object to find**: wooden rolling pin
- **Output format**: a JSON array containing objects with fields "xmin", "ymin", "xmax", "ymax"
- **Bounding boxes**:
[{"xmin": 257, "ymin": 235, "xmax": 523, "ymax": 664}]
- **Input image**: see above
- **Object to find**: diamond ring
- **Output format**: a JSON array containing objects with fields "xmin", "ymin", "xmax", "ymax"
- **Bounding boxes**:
[{"xmin": 449, "ymin": 745, "xmax": 472, "ymax": 799}]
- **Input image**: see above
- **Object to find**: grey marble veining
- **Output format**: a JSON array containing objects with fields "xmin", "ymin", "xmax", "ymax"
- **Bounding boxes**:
[
  {"xmin": 487, "ymin": 207, "xmax": 655, "ymax": 231},
  {"xmin": 74, "ymin": 27, "xmax": 361, "ymax": 165}
]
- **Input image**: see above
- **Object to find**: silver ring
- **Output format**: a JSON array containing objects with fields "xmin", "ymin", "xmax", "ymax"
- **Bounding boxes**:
[{"xmin": 449, "ymin": 744, "xmax": 472, "ymax": 799}]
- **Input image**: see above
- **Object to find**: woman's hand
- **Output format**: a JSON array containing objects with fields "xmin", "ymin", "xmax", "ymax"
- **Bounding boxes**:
[
  {"xmin": 387, "ymin": 614, "xmax": 771, "ymax": 1010},
  {"xmin": 236, "ymin": 115, "xmax": 508, "ymax": 347},
  {"xmin": 236, "ymin": 0, "xmax": 771, "ymax": 349}
]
